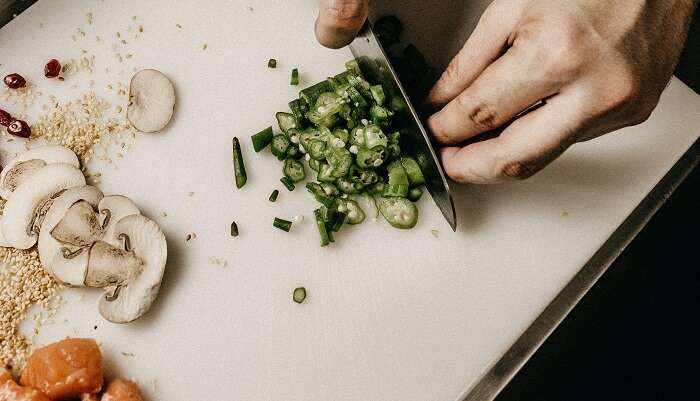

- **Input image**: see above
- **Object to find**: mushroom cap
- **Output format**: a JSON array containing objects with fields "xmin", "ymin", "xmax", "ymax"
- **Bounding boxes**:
[
  {"xmin": 2, "ymin": 163, "xmax": 86, "ymax": 249},
  {"xmin": 97, "ymin": 195, "xmax": 140, "ymax": 244},
  {"xmin": 127, "ymin": 69, "xmax": 176, "ymax": 133},
  {"xmin": 0, "ymin": 145, "xmax": 79, "ymax": 200},
  {"xmin": 49, "ymin": 247, "xmax": 90, "ymax": 287},
  {"xmin": 98, "ymin": 214, "xmax": 166, "ymax": 324},
  {"xmin": 38, "ymin": 185, "xmax": 103, "ymax": 284}
]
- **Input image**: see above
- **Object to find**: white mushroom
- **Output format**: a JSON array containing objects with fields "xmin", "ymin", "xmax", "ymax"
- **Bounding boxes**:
[
  {"xmin": 84, "ymin": 240, "xmax": 143, "ymax": 288},
  {"xmin": 2, "ymin": 163, "xmax": 85, "ymax": 249},
  {"xmin": 97, "ymin": 195, "xmax": 140, "ymax": 243},
  {"xmin": 0, "ymin": 145, "xmax": 80, "ymax": 200},
  {"xmin": 98, "ymin": 214, "xmax": 167, "ymax": 324},
  {"xmin": 38, "ymin": 185, "xmax": 103, "ymax": 286},
  {"xmin": 127, "ymin": 69, "xmax": 176, "ymax": 133}
]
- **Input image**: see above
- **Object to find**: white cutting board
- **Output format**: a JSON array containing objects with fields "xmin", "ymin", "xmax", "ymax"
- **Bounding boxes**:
[{"xmin": 1, "ymin": 1, "xmax": 699, "ymax": 400}]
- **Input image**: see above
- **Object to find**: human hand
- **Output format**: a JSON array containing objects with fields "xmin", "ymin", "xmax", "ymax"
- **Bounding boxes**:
[{"xmin": 424, "ymin": 0, "xmax": 697, "ymax": 183}]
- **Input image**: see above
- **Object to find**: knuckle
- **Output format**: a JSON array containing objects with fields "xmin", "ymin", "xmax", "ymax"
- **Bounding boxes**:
[
  {"xmin": 500, "ymin": 160, "xmax": 538, "ymax": 181},
  {"xmin": 462, "ymin": 100, "xmax": 501, "ymax": 131},
  {"xmin": 524, "ymin": 21, "xmax": 590, "ymax": 80}
]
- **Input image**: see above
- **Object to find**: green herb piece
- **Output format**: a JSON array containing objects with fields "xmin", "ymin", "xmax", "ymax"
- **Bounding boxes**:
[
  {"xmin": 232, "ymin": 137, "xmax": 247, "ymax": 189},
  {"xmin": 230, "ymin": 221, "xmax": 239, "ymax": 237},
  {"xmin": 251, "ymin": 126, "xmax": 274, "ymax": 152},
  {"xmin": 273, "ymin": 217, "xmax": 293, "ymax": 232},
  {"xmin": 268, "ymin": 58, "xmax": 277, "ymax": 68},
  {"xmin": 293, "ymin": 287, "xmax": 307, "ymax": 303},
  {"xmin": 269, "ymin": 189, "xmax": 279, "ymax": 202},
  {"xmin": 280, "ymin": 176, "xmax": 296, "ymax": 191},
  {"xmin": 290, "ymin": 68, "xmax": 299, "ymax": 85}
]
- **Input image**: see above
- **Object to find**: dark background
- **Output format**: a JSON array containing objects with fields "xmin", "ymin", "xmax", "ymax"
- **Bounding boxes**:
[{"xmin": 496, "ymin": 7, "xmax": 700, "ymax": 401}]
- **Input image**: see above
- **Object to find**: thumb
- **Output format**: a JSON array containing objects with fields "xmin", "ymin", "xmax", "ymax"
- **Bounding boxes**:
[{"xmin": 315, "ymin": 0, "xmax": 369, "ymax": 49}]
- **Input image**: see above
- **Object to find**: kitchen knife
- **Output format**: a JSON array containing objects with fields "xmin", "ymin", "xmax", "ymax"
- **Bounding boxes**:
[
  {"xmin": 0, "ymin": 0, "xmax": 37, "ymax": 28},
  {"xmin": 349, "ymin": 22, "xmax": 457, "ymax": 231}
]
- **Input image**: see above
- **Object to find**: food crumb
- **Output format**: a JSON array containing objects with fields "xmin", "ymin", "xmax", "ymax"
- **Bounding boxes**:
[
  {"xmin": 431, "ymin": 229, "xmax": 440, "ymax": 238},
  {"xmin": 185, "ymin": 233, "xmax": 197, "ymax": 242},
  {"xmin": 561, "ymin": 211, "xmax": 569, "ymax": 217},
  {"xmin": 202, "ymin": 43, "xmax": 208, "ymax": 50},
  {"xmin": 176, "ymin": 23, "xmax": 183, "ymax": 29},
  {"xmin": 247, "ymin": 6, "xmax": 254, "ymax": 11},
  {"xmin": 161, "ymin": 212, "xmax": 168, "ymax": 218},
  {"xmin": 121, "ymin": 352, "xmax": 135, "ymax": 357},
  {"xmin": 188, "ymin": 191, "xmax": 194, "ymax": 197}
]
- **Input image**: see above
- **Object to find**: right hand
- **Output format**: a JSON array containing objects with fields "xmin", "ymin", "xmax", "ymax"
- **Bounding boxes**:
[{"xmin": 315, "ymin": 0, "xmax": 369, "ymax": 49}]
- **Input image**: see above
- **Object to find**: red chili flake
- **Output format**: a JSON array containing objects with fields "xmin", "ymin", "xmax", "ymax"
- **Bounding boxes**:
[
  {"xmin": 0, "ymin": 109, "xmax": 11, "ymax": 126},
  {"xmin": 6, "ymin": 120, "xmax": 31, "ymax": 138},
  {"xmin": 3, "ymin": 73, "xmax": 26, "ymax": 89},
  {"xmin": 44, "ymin": 59, "xmax": 62, "ymax": 78}
]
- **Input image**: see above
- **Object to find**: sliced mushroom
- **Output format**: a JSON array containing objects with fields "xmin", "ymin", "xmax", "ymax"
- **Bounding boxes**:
[
  {"xmin": 0, "ymin": 145, "xmax": 80, "ymax": 200},
  {"xmin": 51, "ymin": 201, "xmax": 103, "ymax": 246},
  {"xmin": 98, "ymin": 214, "xmax": 167, "ymax": 324},
  {"xmin": 1, "ymin": 163, "xmax": 85, "ymax": 249},
  {"xmin": 84, "ymin": 240, "xmax": 143, "ymax": 288},
  {"xmin": 49, "ymin": 247, "xmax": 90, "ymax": 287},
  {"xmin": 38, "ymin": 185, "xmax": 103, "ymax": 285},
  {"xmin": 97, "ymin": 195, "xmax": 140, "ymax": 244},
  {"xmin": 127, "ymin": 69, "xmax": 176, "ymax": 133}
]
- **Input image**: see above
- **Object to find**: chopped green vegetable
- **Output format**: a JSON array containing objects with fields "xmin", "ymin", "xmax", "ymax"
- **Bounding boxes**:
[
  {"xmin": 230, "ymin": 221, "xmax": 239, "ymax": 237},
  {"xmin": 269, "ymin": 189, "xmax": 279, "ymax": 202},
  {"xmin": 232, "ymin": 137, "xmax": 247, "ymax": 189},
  {"xmin": 280, "ymin": 176, "xmax": 296, "ymax": 191},
  {"xmin": 377, "ymin": 196, "xmax": 418, "ymax": 229},
  {"xmin": 271, "ymin": 134, "xmax": 290, "ymax": 160},
  {"xmin": 293, "ymin": 287, "xmax": 307, "ymax": 304},
  {"xmin": 276, "ymin": 112, "xmax": 298, "ymax": 134},
  {"xmin": 408, "ymin": 187, "xmax": 424, "ymax": 202},
  {"xmin": 263, "ymin": 58, "xmax": 429, "ymax": 246},
  {"xmin": 268, "ymin": 58, "xmax": 277, "ymax": 68},
  {"xmin": 290, "ymin": 68, "xmax": 299, "ymax": 85},
  {"xmin": 283, "ymin": 159, "xmax": 306, "ymax": 182},
  {"xmin": 251, "ymin": 126, "xmax": 274, "ymax": 152},
  {"xmin": 314, "ymin": 208, "xmax": 331, "ymax": 247},
  {"xmin": 400, "ymin": 157, "xmax": 426, "ymax": 186},
  {"xmin": 273, "ymin": 217, "xmax": 293, "ymax": 232}
]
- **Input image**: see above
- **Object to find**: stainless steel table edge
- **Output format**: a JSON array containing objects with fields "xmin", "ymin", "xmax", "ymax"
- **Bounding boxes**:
[{"xmin": 459, "ymin": 137, "xmax": 700, "ymax": 401}]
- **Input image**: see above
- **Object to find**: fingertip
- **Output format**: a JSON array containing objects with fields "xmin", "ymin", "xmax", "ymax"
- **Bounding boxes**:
[
  {"xmin": 315, "ymin": 0, "xmax": 368, "ymax": 49},
  {"xmin": 426, "ymin": 111, "xmax": 457, "ymax": 146}
]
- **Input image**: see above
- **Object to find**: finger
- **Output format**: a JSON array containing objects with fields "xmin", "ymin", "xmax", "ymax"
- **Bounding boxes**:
[
  {"xmin": 315, "ymin": 0, "xmax": 369, "ymax": 49},
  {"xmin": 440, "ymin": 93, "xmax": 584, "ymax": 184},
  {"xmin": 423, "ymin": 1, "xmax": 522, "ymax": 109},
  {"xmin": 427, "ymin": 47, "xmax": 561, "ymax": 145}
]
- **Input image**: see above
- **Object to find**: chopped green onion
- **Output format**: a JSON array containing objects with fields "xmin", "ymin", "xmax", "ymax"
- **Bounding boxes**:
[
  {"xmin": 269, "ymin": 189, "xmax": 279, "ymax": 202},
  {"xmin": 268, "ymin": 58, "xmax": 277, "ymax": 68},
  {"xmin": 290, "ymin": 68, "xmax": 299, "ymax": 85},
  {"xmin": 370, "ymin": 85, "xmax": 386, "ymax": 106},
  {"xmin": 230, "ymin": 221, "xmax": 239, "ymax": 237},
  {"xmin": 280, "ymin": 176, "xmax": 296, "ymax": 191},
  {"xmin": 293, "ymin": 287, "xmax": 307, "ymax": 304},
  {"xmin": 251, "ymin": 126, "xmax": 274, "ymax": 152},
  {"xmin": 276, "ymin": 112, "xmax": 298, "ymax": 134},
  {"xmin": 273, "ymin": 217, "xmax": 293, "ymax": 232},
  {"xmin": 232, "ymin": 137, "xmax": 247, "ymax": 189},
  {"xmin": 383, "ymin": 161, "xmax": 409, "ymax": 198}
]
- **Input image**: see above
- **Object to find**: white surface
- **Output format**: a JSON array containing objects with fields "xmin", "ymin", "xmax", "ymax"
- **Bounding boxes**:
[{"xmin": 1, "ymin": 1, "xmax": 699, "ymax": 400}]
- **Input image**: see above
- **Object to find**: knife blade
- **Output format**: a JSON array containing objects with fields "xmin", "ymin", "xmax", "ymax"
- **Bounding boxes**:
[
  {"xmin": 349, "ymin": 22, "xmax": 457, "ymax": 231},
  {"xmin": 0, "ymin": 0, "xmax": 38, "ymax": 28}
]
